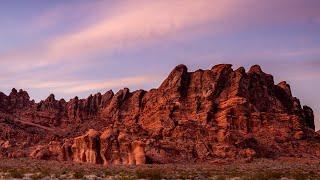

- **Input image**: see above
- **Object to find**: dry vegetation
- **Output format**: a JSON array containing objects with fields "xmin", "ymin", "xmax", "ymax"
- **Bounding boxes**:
[{"xmin": 0, "ymin": 157, "xmax": 320, "ymax": 179}]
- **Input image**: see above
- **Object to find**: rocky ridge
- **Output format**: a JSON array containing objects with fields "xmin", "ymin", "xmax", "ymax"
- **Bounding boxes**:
[{"xmin": 0, "ymin": 64, "xmax": 319, "ymax": 165}]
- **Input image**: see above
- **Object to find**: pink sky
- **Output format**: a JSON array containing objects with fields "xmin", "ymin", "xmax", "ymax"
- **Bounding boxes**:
[{"xmin": 0, "ymin": 0, "xmax": 319, "ymax": 128}]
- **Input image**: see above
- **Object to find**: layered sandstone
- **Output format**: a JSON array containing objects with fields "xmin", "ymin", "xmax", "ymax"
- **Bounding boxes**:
[{"xmin": 0, "ymin": 64, "xmax": 319, "ymax": 165}]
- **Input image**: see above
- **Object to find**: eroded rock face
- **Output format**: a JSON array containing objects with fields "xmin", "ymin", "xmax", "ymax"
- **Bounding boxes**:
[
  {"xmin": 0, "ymin": 64, "xmax": 319, "ymax": 165},
  {"xmin": 0, "ymin": 88, "xmax": 32, "ymax": 112},
  {"xmin": 59, "ymin": 128, "xmax": 146, "ymax": 165},
  {"xmin": 72, "ymin": 129, "xmax": 103, "ymax": 164},
  {"xmin": 30, "ymin": 141, "xmax": 61, "ymax": 160}
]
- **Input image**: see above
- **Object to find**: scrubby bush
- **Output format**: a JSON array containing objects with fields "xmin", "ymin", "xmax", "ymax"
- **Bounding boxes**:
[
  {"xmin": 8, "ymin": 169, "xmax": 24, "ymax": 179},
  {"xmin": 244, "ymin": 171, "xmax": 282, "ymax": 180},
  {"xmin": 136, "ymin": 168, "xmax": 162, "ymax": 180},
  {"xmin": 73, "ymin": 171, "xmax": 84, "ymax": 179}
]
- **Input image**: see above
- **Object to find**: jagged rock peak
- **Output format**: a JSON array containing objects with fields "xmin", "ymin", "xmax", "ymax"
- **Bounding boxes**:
[
  {"xmin": 115, "ymin": 88, "xmax": 130, "ymax": 97},
  {"xmin": 211, "ymin": 64, "xmax": 233, "ymax": 76},
  {"xmin": 159, "ymin": 64, "xmax": 190, "ymax": 93},
  {"xmin": 278, "ymin": 81, "xmax": 292, "ymax": 97},
  {"xmin": 173, "ymin": 64, "xmax": 188, "ymax": 72},
  {"xmin": 211, "ymin": 64, "xmax": 232, "ymax": 71},
  {"xmin": 7, "ymin": 88, "xmax": 30, "ymax": 105},
  {"xmin": 46, "ymin": 94, "xmax": 56, "ymax": 102},
  {"xmin": 235, "ymin": 67, "xmax": 246, "ymax": 74},
  {"xmin": 166, "ymin": 64, "xmax": 188, "ymax": 78},
  {"xmin": 9, "ymin": 88, "xmax": 29, "ymax": 96},
  {"xmin": 11, "ymin": 88, "xmax": 18, "ymax": 94},
  {"xmin": 103, "ymin": 90, "xmax": 114, "ymax": 96},
  {"xmin": 248, "ymin": 64, "xmax": 263, "ymax": 74}
]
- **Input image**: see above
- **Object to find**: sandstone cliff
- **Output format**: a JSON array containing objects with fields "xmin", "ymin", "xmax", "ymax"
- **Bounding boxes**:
[{"xmin": 0, "ymin": 64, "xmax": 319, "ymax": 165}]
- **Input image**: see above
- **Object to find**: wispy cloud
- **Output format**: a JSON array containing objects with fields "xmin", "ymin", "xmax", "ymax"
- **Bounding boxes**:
[
  {"xmin": 58, "ymin": 76, "xmax": 157, "ymax": 94},
  {"xmin": 13, "ymin": 75, "xmax": 159, "ymax": 94},
  {"xmin": 0, "ymin": 0, "xmax": 237, "ymax": 72},
  {"xmin": 279, "ymin": 48, "xmax": 320, "ymax": 57},
  {"xmin": 0, "ymin": 0, "xmax": 320, "ymax": 109},
  {"xmin": 47, "ymin": 0, "xmax": 234, "ymax": 57},
  {"xmin": 1, "ymin": 0, "xmax": 320, "ymax": 73}
]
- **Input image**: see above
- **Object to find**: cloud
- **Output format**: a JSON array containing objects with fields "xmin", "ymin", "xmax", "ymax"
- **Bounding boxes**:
[
  {"xmin": 12, "ymin": 75, "xmax": 159, "ymax": 94},
  {"xmin": 295, "ymin": 71, "xmax": 320, "ymax": 80},
  {"xmin": 1, "ymin": 0, "xmax": 320, "ymax": 73},
  {"xmin": 59, "ymin": 76, "xmax": 157, "ymax": 94},
  {"xmin": 29, "ymin": 1, "xmax": 110, "ymax": 32},
  {"xmin": 48, "ymin": 0, "xmax": 234, "ymax": 59},
  {"xmin": 279, "ymin": 48, "xmax": 320, "ymax": 57},
  {"xmin": 0, "ymin": 0, "xmax": 237, "ymax": 72},
  {"xmin": 1, "ymin": 0, "xmax": 320, "ymax": 102}
]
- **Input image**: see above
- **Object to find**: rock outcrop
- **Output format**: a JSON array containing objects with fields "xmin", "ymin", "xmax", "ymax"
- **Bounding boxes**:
[
  {"xmin": 71, "ymin": 129, "xmax": 103, "ymax": 164},
  {"xmin": 0, "ymin": 64, "xmax": 319, "ymax": 165},
  {"xmin": 57, "ymin": 128, "xmax": 146, "ymax": 165}
]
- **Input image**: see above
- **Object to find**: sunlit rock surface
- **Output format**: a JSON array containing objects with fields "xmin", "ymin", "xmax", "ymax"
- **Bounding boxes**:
[{"xmin": 0, "ymin": 64, "xmax": 319, "ymax": 165}]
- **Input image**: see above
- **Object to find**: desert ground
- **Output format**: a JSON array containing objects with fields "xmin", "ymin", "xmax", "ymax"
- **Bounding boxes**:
[{"xmin": 0, "ymin": 157, "xmax": 319, "ymax": 179}]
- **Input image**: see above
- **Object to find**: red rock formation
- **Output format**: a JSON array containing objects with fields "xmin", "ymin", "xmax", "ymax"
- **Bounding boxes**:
[
  {"xmin": 57, "ymin": 128, "xmax": 146, "ymax": 165},
  {"xmin": 71, "ymin": 129, "xmax": 103, "ymax": 164},
  {"xmin": 0, "ymin": 64, "xmax": 319, "ymax": 164}
]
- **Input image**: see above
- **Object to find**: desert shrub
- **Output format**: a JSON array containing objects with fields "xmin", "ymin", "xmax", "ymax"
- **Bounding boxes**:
[
  {"xmin": 288, "ymin": 170, "xmax": 319, "ymax": 180},
  {"xmin": 8, "ymin": 169, "xmax": 24, "ymax": 179},
  {"xmin": 174, "ymin": 170, "xmax": 194, "ymax": 179},
  {"xmin": 244, "ymin": 171, "xmax": 282, "ymax": 180},
  {"xmin": 104, "ymin": 169, "xmax": 113, "ymax": 176},
  {"xmin": 226, "ymin": 169, "xmax": 243, "ymax": 177},
  {"xmin": 136, "ymin": 168, "xmax": 162, "ymax": 180},
  {"xmin": 291, "ymin": 173, "xmax": 306, "ymax": 180},
  {"xmin": 40, "ymin": 169, "xmax": 50, "ymax": 176},
  {"xmin": 61, "ymin": 168, "xmax": 69, "ymax": 174},
  {"xmin": 214, "ymin": 175, "xmax": 226, "ymax": 180},
  {"xmin": 73, "ymin": 171, "xmax": 84, "ymax": 179},
  {"xmin": 30, "ymin": 173, "xmax": 46, "ymax": 180}
]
